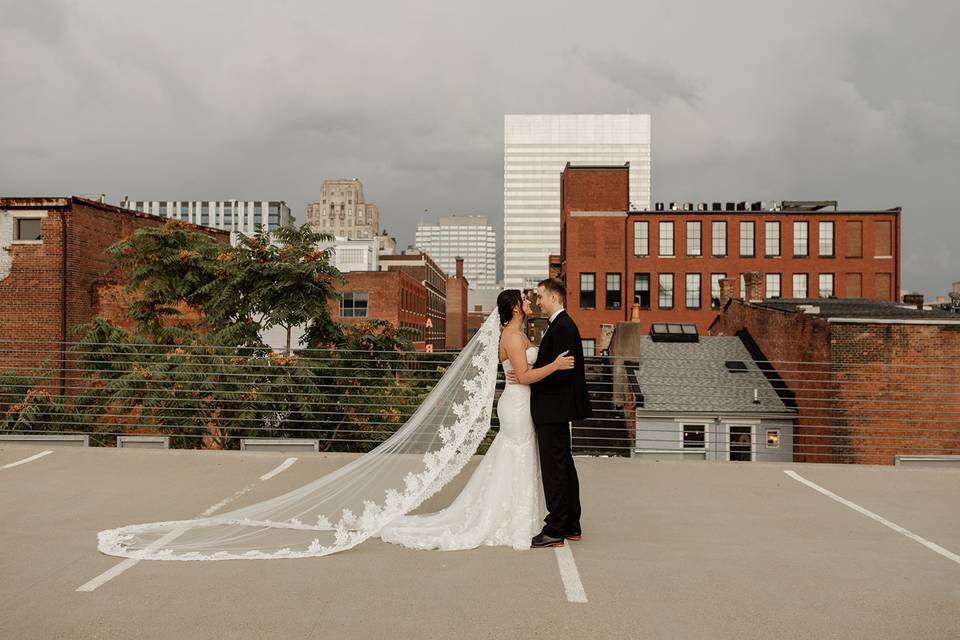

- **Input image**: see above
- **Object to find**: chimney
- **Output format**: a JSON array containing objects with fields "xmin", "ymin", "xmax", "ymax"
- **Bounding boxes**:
[
  {"xmin": 455, "ymin": 256, "xmax": 464, "ymax": 278},
  {"xmin": 903, "ymin": 293, "xmax": 924, "ymax": 310},
  {"xmin": 743, "ymin": 271, "xmax": 763, "ymax": 302},
  {"xmin": 719, "ymin": 277, "xmax": 736, "ymax": 307}
]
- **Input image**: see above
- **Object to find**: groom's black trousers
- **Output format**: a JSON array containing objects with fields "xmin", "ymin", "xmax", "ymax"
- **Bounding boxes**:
[{"xmin": 535, "ymin": 421, "xmax": 581, "ymax": 537}]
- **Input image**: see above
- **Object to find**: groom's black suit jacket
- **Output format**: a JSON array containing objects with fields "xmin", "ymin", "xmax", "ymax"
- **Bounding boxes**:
[{"xmin": 530, "ymin": 310, "xmax": 592, "ymax": 426}]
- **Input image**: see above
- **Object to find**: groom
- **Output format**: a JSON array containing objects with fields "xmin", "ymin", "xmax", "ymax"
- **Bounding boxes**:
[{"xmin": 508, "ymin": 278, "xmax": 592, "ymax": 548}]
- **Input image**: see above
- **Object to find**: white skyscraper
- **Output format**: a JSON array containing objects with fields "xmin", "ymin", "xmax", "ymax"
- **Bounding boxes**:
[
  {"xmin": 121, "ymin": 199, "xmax": 293, "ymax": 243},
  {"xmin": 503, "ymin": 114, "xmax": 651, "ymax": 288},
  {"xmin": 415, "ymin": 215, "xmax": 497, "ymax": 289}
]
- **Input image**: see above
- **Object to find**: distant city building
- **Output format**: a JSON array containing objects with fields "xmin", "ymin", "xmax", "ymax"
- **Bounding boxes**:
[
  {"xmin": 329, "ymin": 270, "xmax": 427, "ymax": 350},
  {"xmin": 121, "ymin": 199, "xmax": 291, "ymax": 237},
  {"xmin": 319, "ymin": 236, "xmax": 380, "ymax": 273},
  {"xmin": 378, "ymin": 230, "xmax": 398, "ymax": 256},
  {"xmin": 379, "ymin": 252, "xmax": 448, "ymax": 351},
  {"xmin": 415, "ymin": 215, "xmax": 497, "ymax": 289},
  {"xmin": 305, "ymin": 179, "xmax": 379, "ymax": 240},
  {"xmin": 445, "ymin": 257, "xmax": 469, "ymax": 349},
  {"xmin": 556, "ymin": 164, "xmax": 902, "ymax": 353},
  {"xmin": 503, "ymin": 114, "xmax": 652, "ymax": 289}
]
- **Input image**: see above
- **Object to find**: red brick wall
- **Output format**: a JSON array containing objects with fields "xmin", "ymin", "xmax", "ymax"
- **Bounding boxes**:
[
  {"xmin": 329, "ymin": 270, "xmax": 427, "ymax": 350},
  {"xmin": 445, "ymin": 275, "xmax": 468, "ymax": 349},
  {"xmin": 712, "ymin": 300, "xmax": 960, "ymax": 465},
  {"xmin": 558, "ymin": 166, "xmax": 902, "ymax": 348},
  {"xmin": 0, "ymin": 198, "xmax": 229, "ymax": 391},
  {"xmin": 710, "ymin": 300, "xmax": 834, "ymax": 463},
  {"xmin": 829, "ymin": 322, "xmax": 960, "ymax": 465}
]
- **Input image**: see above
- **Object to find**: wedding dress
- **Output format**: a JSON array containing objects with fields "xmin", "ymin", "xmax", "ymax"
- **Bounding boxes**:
[
  {"xmin": 379, "ymin": 346, "xmax": 546, "ymax": 551},
  {"xmin": 96, "ymin": 311, "xmax": 532, "ymax": 561}
]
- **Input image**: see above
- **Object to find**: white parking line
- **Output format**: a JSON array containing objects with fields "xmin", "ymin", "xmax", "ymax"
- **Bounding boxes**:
[
  {"xmin": 1, "ymin": 450, "xmax": 53, "ymax": 470},
  {"xmin": 77, "ymin": 457, "xmax": 300, "ymax": 592},
  {"xmin": 554, "ymin": 544, "xmax": 588, "ymax": 603},
  {"xmin": 784, "ymin": 470, "xmax": 960, "ymax": 566}
]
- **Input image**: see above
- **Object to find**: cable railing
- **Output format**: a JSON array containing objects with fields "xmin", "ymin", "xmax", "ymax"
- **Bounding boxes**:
[{"xmin": 0, "ymin": 341, "xmax": 957, "ymax": 465}]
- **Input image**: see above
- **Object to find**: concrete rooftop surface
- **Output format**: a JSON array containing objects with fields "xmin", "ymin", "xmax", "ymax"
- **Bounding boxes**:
[{"xmin": 1, "ymin": 444, "xmax": 958, "ymax": 640}]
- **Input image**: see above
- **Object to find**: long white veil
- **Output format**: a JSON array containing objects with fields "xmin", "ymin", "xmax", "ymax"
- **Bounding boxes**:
[{"xmin": 98, "ymin": 311, "xmax": 502, "ymax": 560}]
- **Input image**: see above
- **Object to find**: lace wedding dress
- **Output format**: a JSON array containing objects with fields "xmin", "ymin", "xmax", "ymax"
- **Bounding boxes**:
[
  {"xmin": 379, "ymin": 346, "xmax": 546, "ymax": 551},
  {"xmin": 97, "ymin": 311, "xmax": 536, "ymax": 561}
]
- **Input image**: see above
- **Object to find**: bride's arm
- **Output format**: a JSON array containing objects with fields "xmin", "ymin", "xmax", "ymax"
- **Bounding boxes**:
[{"xmin": 505, "ymin": 334, "xmax": 573, "ymax": 385}]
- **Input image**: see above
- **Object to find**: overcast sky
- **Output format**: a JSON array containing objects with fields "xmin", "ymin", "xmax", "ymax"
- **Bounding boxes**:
[{"xmin": 2, "ymin": 0, "xmax": 957, "ymax": 296}]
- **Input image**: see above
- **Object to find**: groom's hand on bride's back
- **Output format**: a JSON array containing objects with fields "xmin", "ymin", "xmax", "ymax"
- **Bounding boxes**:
[{"xmin": 505, "ymin": 370, "xmax": 518, "ymax": 384}]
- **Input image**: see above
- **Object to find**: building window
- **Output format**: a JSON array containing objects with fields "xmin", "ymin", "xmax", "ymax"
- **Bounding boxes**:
[
  {"xmin": 766, "ymin": 430, "xmax": 781, "ymax": 448},
  {"xmin": 14, "ymin": 218, "xmax": 42, "ymax": 241},
  {"xmin": 686, "ymin": 221, "xmax": 702, "ymax": 256},
  {"xmin": 581, "ymin": 339, "xmax": 596, "ymax": 358},
  {"xmin": 340, "ymin": 292, "xmax": 369, "ymax": 317},
  {"xmin": 659, "ymin": 221, "xmax": 674, "ymax": 257},
  {"xmin": 580, "ymin": 273, "xmax": 596, "ymax": 309},
  {"xmin": 685, "ymin": 273, "xmax": 701, "ymax": 309},
  {"xmin": 818, "ymin": 273, "xmax": 834, "ymax": 297},
  {"xmin": 658, "ymin": 274, "xmax": 674, "ymax": 309},
  {"xmin": 633, "ymin": 221, "xmax": 649, "ymax": 256},
  {"xmin": 793, "ymin": 273, "xmax": 808, "ymax": 298},
  {"xmin": 764, "ymin": 221, "xmax": 780, "ymax": 256},
  {"xmin": 605, "ymin": 273, "xmax": 622, "ymax": 309},
  {"xmin": 791, "ymin": 221, "xmax": 807, "ymax": 257},
  {"xmin": 845, "ymin": 220, "xmax": 862, "ymax": 258},
  {"xmin": 682, "ymin": 424, "xmax": 706, "ymax": 449},
  {"xmin": 634, "ymin": 273, "xmax": 651, "ymax": 310},
  {"xmin": 711, "ymin": 221, "xmax": 726, "ymax": 256},
  {"xmin": 739, "ymin": 221, "xmax": 755, "ymax": 257},
  {"xmin": 818, "ymin": 221, "xmax": 835, "ymax": 257},
  {"xmin": 874, "ymin": 220, "xmax": 892, "ymax": 257},
  {"xmin": 711, "ymin": 273, "xmax": 726, "ymax": 309},
  {"xmin": 766, "ymin": 273, "xmax": 781, "ymax": 298}
]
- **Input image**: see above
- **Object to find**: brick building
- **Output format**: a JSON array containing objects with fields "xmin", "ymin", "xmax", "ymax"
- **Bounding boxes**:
[
  {"xmin": 329, "ymin": 270, "xmax": 427, "ymax": 350},
  {"xmin": 710, "ymin": 296, "xmax": 960, "ymax": 465},
  {"xmin": 0, "ymin": 196, "xmax": 230, "ymax": 393},
  {"xmin": 557, "ymin": 164, "xmax": 902, "ymax": 355},
  {"xmin": 379, "ymin": 252, "xmax": 448, "ymax": 351},
  {"xmin": 445, "ymin": 257, "xmax": 469, "ymax": 349}
]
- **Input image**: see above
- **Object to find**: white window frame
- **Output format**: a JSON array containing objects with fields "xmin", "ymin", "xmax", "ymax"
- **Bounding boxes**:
[
  {"xmin": 765, "ymin": 273, "xmax": 781, "ymax": 299},
  {"xmin": 7, "ymin": 209, "xmax": 48, "ymax": 245},
  {"xmin": 685, "ymin": 273, "xmax": 701, "ymax": 309},
  {"xmin": 818, "ymin": 221, "xmax": 835, "ymax": 257},
  {"xmin": 765, "ymin": 429, "xmax": 781, "ymax": 449},
  {"xmin": 676, "ymin": 419, "xmax": 709, "ymax": 451},
  {"xmin": 792, "ymin": 273, "xmax": 808, "ymax": 298},
  {"xmin": 686, "ymin": 221, "xmax": 702, "ymax": 256},
  {"xmin": 633, "ymin": 221, "xmax": 649, "ymax": 256},
  {"xmin": 658, "ymin": 273, "xmax": 674, "ymax": 309},
  {"xmin": 793, "ymin": 221, "xmax": 808, "ymax": 256},
  {"xmin": 739, "ymin": 221, "xmax": 755, "ymax": 257},
  {"xmin": 711, "ymin": 221, "xmax": 727, "ymax": 256},
  {"xmin": 659, "ymin": 221, "xmax": 675, "ymax": 257},
  {"xmin": 711, "ymin": 273, "xmax": 726, "ymax": 309},
  {"xmin": 723, "ymin": 422, "xmax": 758, "ymax": 462},
  {"xmin": 818, "ymin": 273, "xmax": 834, "ymax": 298},
  {"xmin": 581, "ymin": 339, "xmax": 596, "ymax": 358},
  {"xmin": 764, "ymin": 221, "xmax": 780, "ymax": 257}
]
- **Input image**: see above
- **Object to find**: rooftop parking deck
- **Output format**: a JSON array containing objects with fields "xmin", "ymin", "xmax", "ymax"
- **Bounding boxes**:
[{"xmin": 1, "ymin": 444, "xmax": 957, "ymax": 639}]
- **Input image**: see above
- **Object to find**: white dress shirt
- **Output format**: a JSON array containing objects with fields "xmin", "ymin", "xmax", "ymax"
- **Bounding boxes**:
[{"xmin": 548, "ymin": 307, "xmax": 565, "ymax": 325}]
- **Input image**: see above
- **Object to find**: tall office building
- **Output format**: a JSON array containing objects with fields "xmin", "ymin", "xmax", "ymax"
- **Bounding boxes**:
[
  {"xmin": 414, "ymin": 215, "xmax": 497, "ymax": 289},
  {"xmin": 305, "ymin": 178, "xmax": 380, "ymax": 240},
  {"xmin": 503, "ymin": 114, "xmax": 651, "ymax": 288},
  {"xmin": 121, "ymin": 199, "xmax": 292, "ymax": 237}
]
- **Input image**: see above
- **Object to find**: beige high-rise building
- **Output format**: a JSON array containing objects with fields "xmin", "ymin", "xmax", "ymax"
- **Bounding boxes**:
[{"xmin": 305, "ymin": 178, "xmax": 380, "ymax": 240}]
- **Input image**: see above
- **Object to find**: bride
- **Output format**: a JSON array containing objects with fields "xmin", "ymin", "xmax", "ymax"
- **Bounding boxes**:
[
  {"xmin": 379, "ymin": 289, "xmax": 574, "ymax": 551},
  {"xmin": 96, "ymin": 289, "xmax": 573, "ymax": 561}
]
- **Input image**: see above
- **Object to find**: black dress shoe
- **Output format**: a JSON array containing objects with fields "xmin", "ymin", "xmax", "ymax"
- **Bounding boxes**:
[
  {"xmin": 531, "ymin": 532, "xmax": 565, "ymax": 548},
  {"xmin": 564, "ymin": 533, "xmax": 582, "ymax": 541}
]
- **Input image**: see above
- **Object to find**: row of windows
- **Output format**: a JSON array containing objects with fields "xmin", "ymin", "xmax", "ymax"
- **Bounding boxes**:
[
  {"xmin": 632, "ymin": 220, "xmax": 893, "ymax": 259},
  {"xmin": 577, "ymin": 271, "xmax": 877, "ymax": 310}
]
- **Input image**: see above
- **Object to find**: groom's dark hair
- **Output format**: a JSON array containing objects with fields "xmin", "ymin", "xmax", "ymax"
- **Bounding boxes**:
[{"xmin": 537, "ymin": 277, "xmax": 566, "ymax": 304}]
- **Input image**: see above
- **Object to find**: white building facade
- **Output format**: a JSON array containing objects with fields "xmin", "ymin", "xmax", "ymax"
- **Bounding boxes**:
[
  {"xmin": 503, "ymin": 114, "xmax": 652, "ymax": 288},
  {"xmin": 304, "ymin": 179, "xmax": 380, "ymax": 240},
  {"xmin": 122, "ymin": 200, "xmax": 292, "ymax": 238},
  {"xmin": 415, "ymin": 215, "xmax": 497, "ymax": 289},
  {"xmin": 318, "ymin": 236, "xmax": 380, "ymax": 273}
]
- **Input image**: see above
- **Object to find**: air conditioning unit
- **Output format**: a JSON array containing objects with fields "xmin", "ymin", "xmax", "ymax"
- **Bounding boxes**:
[
  {"xmin": 655, "ymin": 202, "xmax": 665, "ymax": 212},
  {"xmin": 669, "ymin": 202, "xmax": 679, "ymax": 211}
]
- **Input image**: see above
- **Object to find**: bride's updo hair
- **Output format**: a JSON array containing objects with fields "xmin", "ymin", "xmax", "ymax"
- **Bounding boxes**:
[{"xmin": 497, "ymin": 289, "xmax": 524, "ymax": 326}]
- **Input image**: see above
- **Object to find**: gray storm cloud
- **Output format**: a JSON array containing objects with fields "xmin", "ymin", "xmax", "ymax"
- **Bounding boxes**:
[{"xmin": 1, "ymin": 0, "xmax": 957, "ymax": 296}]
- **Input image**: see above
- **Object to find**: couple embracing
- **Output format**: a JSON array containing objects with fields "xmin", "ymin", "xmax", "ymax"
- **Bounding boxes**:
[{"xmin": 380, "ymin": 278, "xmax": 593, "ymax": 550}]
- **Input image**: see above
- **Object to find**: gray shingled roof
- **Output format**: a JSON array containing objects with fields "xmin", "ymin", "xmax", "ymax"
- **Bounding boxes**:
[
  {"xmin": 754, "ymin": 298, "xmax": 959, "ymax": 321},
  {"xmin": 632, "ymin": 336, "xmax": 794, "ymax": 415}
]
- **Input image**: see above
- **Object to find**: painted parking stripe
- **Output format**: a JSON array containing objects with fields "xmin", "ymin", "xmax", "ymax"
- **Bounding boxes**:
[
  {"xmin": 554, "ymin": 544, "xmax": 588, "ymax": 603},
  {"xmin": 1, "ymin": 450, "xmax": 53, "ymax": 470},
  {"xmin": 77, "ymin": 457, "xmax": 299, "ymax": 592},
  {"xmin": 784, "ymin": 470, "xmax": 960, "ymax": 566}
]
